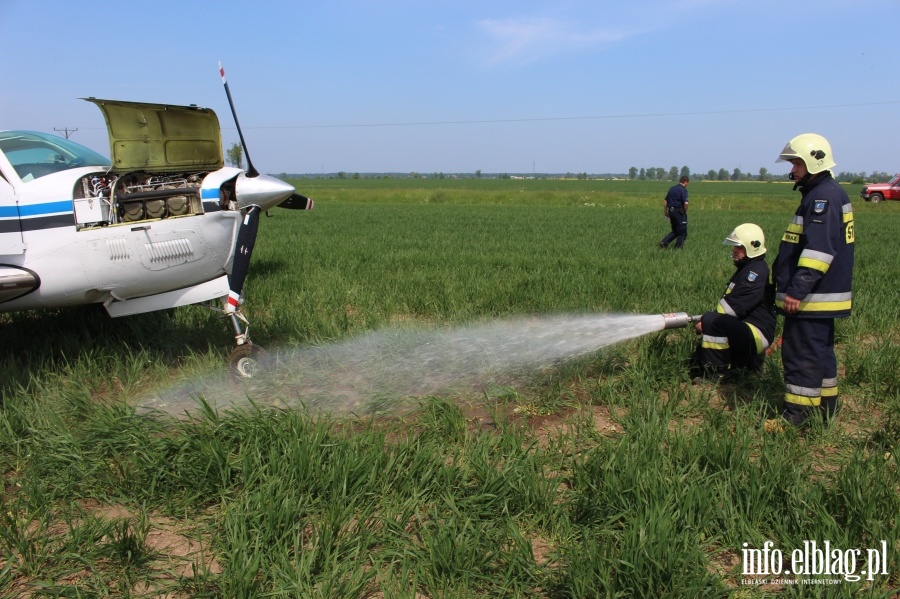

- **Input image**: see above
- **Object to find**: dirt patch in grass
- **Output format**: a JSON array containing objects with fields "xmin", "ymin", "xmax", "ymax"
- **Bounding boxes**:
[
  {"xmin": 708, "ymin": 548, "xmax": 741, "ymax": 586},
  {"xmin": 79, "ymin": 501, "xmax": 221, "ymax": 577},
  {"xmin": 1, "ymin": 501, "xmax": 224, "ymax": 597},
  {"xmin": 531, "ymin": 534, "xmax": 554, "ymax": 567},
  {"xmin": 529, "ymin": 404, "xmax": 624, "ymax": 447}
]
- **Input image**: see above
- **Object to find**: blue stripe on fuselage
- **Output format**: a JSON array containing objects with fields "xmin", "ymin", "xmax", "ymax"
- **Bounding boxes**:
[
  {"xmin": 201, "ymin": 188, "xmax": 220, "ymax": 200},
  {"xmin": 0, "ymin": 200, "xmax": 74, "ymax": 231},
  {"xmin": 0, "ymin": 200, "xmax": 74, "ymax": 218}
]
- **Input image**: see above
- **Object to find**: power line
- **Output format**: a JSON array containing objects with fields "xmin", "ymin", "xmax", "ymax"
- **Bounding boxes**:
[
  {"xmin": 54, "ymin": 127, "xmax": 78, "ymax": 139},
  {"xmin": 236, "ymin": 100, "xmax": 900, "ymax": 130},
  {"xmin": 68, "ymin": 99, "xmax": 900, "ymax": 132}
]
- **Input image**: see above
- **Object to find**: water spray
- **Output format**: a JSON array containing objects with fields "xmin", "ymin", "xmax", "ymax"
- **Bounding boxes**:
[{"xmin": 138, "ymin": 311, "xmax": 704, "ymax": 417}]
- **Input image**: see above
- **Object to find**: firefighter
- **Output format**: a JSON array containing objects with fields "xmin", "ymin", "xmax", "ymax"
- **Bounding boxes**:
[
  {"xmin": 659, "ymin": 176, "xmax": 689, "ymax": 249},
  {"xmin": 690, "ymin": 223, "xmax": 776, "ymax": 383},
  {"xmin": 770, "ymin": 133, "xmax": 855, "ymax": 428}
]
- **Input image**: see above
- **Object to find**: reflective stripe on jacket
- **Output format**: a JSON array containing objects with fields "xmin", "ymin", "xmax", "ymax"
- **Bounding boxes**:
[
  {"xmin": 772, "ymin": 172, "xmax": 854, "ymax": 319},
  {"xmin": 716, "ymin": 255, "xmax": 776, "ymax": 346}
]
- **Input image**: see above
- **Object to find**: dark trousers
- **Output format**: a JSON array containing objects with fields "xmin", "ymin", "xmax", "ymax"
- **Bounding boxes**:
[
  {"xmin": 660, "ymin": 211, "xmax": 687, "ymax": 248},
  {"xmin": 691, "ymin": 313, "xmax": 763, "ymax": 375},
  {"xmin": 781, "ymin": 317, "xmax": 839, "ymax": 426}
]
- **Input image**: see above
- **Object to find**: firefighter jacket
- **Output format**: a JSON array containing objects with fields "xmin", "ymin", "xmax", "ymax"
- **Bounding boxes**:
[
  {"xmin": 772, "ymin": 172, "xmax": 855, "ymax": 318},
  {"xmin": 711, "ymin": 255, "xmax": 776, "ymax": 351},
  {"xmin": 665, "ymin": 183, "xmax": 688, "ymax": 213}
]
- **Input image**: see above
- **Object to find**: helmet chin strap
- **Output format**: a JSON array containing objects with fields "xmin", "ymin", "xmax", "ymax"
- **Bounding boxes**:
[{"xmin": 791, "ymin": 172, "xmax": 811, "ymax": 191}]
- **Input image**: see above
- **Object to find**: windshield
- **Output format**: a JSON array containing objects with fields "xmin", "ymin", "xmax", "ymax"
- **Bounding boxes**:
[{"xmin": 0, "ymin": 130, "xmax": 110, "ymax": 181}]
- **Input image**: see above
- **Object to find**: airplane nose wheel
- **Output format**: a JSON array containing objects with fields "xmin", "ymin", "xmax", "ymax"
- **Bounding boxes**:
[
  {"xmin": 229, "ymin": 343, "xmax": 269, "ymax": 378},
  {"xmin": 214, "ymin": 302, "xmax": 270, "ymax": 378}
]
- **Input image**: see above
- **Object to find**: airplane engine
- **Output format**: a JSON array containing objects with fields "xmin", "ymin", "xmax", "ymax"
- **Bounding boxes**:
[{"xmin": 74, "ymin": 171, "xmax": 208, "ymax": 228}]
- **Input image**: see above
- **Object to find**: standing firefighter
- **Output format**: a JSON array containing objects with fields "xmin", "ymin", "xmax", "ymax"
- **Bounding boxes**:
[
  {"xmin": 659, "ymin": 176, "xmax": 689, "ymax": 249},
  {"xmin": 771, "ymin": 133, "xmax": 855, "ymax": 428},
  {"xmin": 691, "ymin": 223, "xmax": 775, "ymax": 383}
]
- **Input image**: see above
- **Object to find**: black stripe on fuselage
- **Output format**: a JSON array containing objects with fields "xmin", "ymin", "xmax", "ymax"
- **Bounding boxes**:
[
  {"xmin": 1, "ymin": 214, "xmax": 75, "ymax": 233},
  {"xmin": 0, "ymin": 220, "xmax": 21, "ymax": 234}
]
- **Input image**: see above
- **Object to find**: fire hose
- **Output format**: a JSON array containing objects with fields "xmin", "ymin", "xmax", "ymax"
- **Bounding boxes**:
[
  {"xmin": 660, "ymin": 312, "xmax": 702, "ymax": 330},
  {"xmin": 661, "ymin": 311, "xmax": 782, "ymax": 354}
]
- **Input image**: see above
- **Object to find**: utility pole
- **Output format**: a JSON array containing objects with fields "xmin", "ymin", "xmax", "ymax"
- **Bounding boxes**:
[{"xmin": 54, "ymin": 127, "xmax": 77, "ymax": 139}]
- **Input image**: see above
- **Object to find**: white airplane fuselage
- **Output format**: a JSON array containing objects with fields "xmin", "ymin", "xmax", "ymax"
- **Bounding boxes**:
[
  {"xmin": 0, "ymin": 158, "xmax": 292, "ymax": 316},
  {"xmin": 3, "ymin": 95, "xmax": 309, "ymax": 376},
  {"xmin": 2, "ymin": 97, "xmax": 301, "ymax": 323}
]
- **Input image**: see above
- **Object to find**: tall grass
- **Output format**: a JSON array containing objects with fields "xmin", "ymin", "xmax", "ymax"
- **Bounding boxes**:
[{"xmin": 1, "ymin": 180, "xmax": 898, "ymax": 596}]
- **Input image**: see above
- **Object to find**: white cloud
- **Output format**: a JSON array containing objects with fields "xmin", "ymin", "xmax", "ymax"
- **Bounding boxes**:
[{"xmin": 477, "ymin": 17, "xmax": 639, "ymax": 65}]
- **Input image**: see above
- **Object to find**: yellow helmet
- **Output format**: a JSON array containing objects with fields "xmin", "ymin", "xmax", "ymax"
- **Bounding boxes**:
[
  {"xmin": 723, "ymin": 223, "xmax": 766, "ymax": 258},
  {"xmin": 776, "ymin": 133, "xmax": 836, "ymax": 174}
]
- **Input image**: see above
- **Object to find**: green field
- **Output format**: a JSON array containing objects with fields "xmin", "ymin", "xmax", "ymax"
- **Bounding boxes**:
[{"xmin": 1, "ymin": 179, "xmax": 898, "ymax": 597}]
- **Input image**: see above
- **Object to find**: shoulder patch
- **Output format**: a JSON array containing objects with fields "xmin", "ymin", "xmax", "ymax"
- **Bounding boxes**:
[
  {"xmin": 747, "ymin": 271, "xmax": 758, "ymax": 282},
  {"xmin": 813, "ymin": 199, "xmax": 828, "ymax": 214}
]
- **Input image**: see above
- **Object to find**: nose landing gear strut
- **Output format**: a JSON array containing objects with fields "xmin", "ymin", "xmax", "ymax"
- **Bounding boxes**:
[
  {"xmin": 205, "ymin": 300, "xmax": 269, "ymax": 378},
  {"xmin": 225, "ymin": 307, "xmax": 269, "ymax": 378}
]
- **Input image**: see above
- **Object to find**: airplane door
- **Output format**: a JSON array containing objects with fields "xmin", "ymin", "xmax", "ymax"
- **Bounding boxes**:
[{"xmin": 0, "ymin": 176, "xmax": 25, "ymax": 255}]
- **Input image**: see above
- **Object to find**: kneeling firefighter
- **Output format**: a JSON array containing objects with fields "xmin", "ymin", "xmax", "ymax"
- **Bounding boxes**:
[{"xmin": 691, "ymin": 223, "xmax": 776, "ymax": 382}]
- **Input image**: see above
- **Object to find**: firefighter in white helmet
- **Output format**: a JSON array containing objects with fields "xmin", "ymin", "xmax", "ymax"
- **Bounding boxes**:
[
  {"xmin": 690, "ymin": 223, "xmax": 776, "ymax": 383},
  {"xmin": 769, "ymin": 133, "xmax": 855, "ymax": 429}
]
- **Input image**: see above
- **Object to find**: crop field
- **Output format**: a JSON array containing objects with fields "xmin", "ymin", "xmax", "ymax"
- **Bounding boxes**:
[{"xmin": 1, "ymin": 179, "xmax": 899, "ymax": 597}]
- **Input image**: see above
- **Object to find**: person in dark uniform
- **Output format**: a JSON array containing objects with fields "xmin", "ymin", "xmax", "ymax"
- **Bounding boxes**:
[
  {"xmin": 690, "ymin": 223, "xmax": 776, "ymax": 383},
  {"xmin": 769, "ymin": 133, "xmax": 855, "ymax": 429},
  {"xmin": 659, "ymin": 176, "xmax": 689, "ymax": 249}
]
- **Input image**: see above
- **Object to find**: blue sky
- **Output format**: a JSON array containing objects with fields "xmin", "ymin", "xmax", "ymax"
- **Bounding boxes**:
[{"xmin": 3, "ymin": 0, "xmax": 898, "ymax": 175}]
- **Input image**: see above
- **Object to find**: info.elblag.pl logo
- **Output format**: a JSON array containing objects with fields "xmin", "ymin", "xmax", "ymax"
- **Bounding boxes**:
[{"xmin": 742, "ymin": 540, "xmax": 891, "ymax": 584}]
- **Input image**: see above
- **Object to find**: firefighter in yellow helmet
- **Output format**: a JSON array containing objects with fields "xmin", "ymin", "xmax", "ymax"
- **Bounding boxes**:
[
  {"xmin": 770, "ymin": 133, "xmax": 855, "ymax": 428},
  {"xmin": 690, "ymin": 223, "xmax": 776, "ymax": 383}
]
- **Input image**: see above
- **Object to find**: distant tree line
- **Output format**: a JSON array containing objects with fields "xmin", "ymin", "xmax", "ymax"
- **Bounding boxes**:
[
  {"xmin": 274, "ymin": 165, "xmax": 895, "ymax": 183},
  {"xmin": 835, "ymin": 171, "xmax": 894, "ymax": 184},
  {"xmin": 628, "ymin": 166, "xmax": 693, "ymax": 181},
  {"xmin": 627, "ymin": 166, "xmax": 894, "ymax": 183}
]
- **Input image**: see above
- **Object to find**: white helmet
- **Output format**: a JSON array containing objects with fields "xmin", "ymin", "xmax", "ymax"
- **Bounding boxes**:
[
  {"xmin": 723, "ymin": 223, "xmax": 766, "ymax": 258},
  {"xmin": 776, "ymin": 133, "xmax": 836, "ymax": 174}
]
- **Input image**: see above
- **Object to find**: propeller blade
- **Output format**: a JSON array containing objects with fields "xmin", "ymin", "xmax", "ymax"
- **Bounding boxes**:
[
  {"xmin": 226, "ymin": 206, "xmax": 261, "ymax": 313},
  {"xmin": 219, "ymin": 62, "xmax": 259, "ymax": 178},
  {"xmin": 279, "ymin": 193, "xmax": 315, "ymax": 210}
]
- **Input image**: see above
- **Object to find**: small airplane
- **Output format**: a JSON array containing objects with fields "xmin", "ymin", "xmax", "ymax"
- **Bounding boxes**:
[{"xmin": 0, "ymin": 65, "xmax": 313, "ymax": 376}]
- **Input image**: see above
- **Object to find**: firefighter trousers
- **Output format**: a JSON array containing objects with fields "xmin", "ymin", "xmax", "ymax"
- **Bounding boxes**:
[
  {"xmin": 781, "ymin": 317, "xmax": 839, "ymax": 426},
  {"xmin": 660, "ymin": 210, "xmax": 688, "ymax": 249},
  {"xmin": 691, "ymin": 314, "xmax": 764, "ymax": 376}
]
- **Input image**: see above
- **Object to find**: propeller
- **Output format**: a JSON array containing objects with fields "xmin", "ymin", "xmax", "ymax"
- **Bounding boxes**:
[
  {"xmin": 219, "ymin": 62, "xmax": 263, "ymax": 313},
  {"xmin": 217, "ymin": 62, "xmax": 313, "ymax": 316},
  {"xmin": 226, "ymin": 205, "xmax": 261, "ymax": 313},
  {"xmin": 279, "ymin": 192, "xmax": 315, "ymax": 210},
  {"xmin": 219, "ymin": 62, "xmax": 258, "ymax": 178}
]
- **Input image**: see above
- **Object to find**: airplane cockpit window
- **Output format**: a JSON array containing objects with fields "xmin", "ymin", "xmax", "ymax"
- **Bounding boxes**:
[{"xmin": 0, "ymin": 131, "xmax": 109, "ymax": 181}]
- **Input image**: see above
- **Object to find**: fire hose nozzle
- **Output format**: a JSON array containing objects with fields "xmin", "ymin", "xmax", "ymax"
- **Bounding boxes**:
[{"xmin": 661, "ymin": 312, "xmax": 703, "ymax": 330}]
